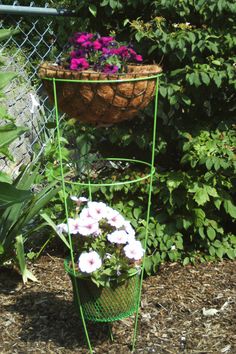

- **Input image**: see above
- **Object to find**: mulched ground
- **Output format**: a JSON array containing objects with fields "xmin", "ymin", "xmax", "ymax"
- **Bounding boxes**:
[{"xmin": 0, "ymin": 256, "xmax": 235, "ymax": 354}]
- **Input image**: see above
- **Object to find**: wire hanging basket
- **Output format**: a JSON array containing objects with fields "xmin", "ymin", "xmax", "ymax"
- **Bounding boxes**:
[{"xmin": 38, "ymin": 62, "xmax": 162, "ymax": 125}]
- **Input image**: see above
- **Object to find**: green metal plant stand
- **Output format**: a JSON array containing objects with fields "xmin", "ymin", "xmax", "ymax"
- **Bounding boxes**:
[{"xmin": 43, "ymin": 73, "xmax": 161, "ymax": 353}]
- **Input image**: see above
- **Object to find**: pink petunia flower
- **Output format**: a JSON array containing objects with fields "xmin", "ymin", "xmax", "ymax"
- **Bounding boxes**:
[
  {"xmin": 135, "ymin": 54, "xmax": 143, "ymax": 62},
  {"xmin": 76, "ymin": 33, "xmax": 94, "ymax": 44},
  {"xmin": 93, "ymin": 39, "xmax": 102, "ymax": 50},
  {"xmin": 123, "ymin": 241, "xmax": 145, "ymax": 261},
  {"xmin": 70, "ymin": 58, "xmax": 89, "ymax": 70},
  {"xmin": 99, "ymin": 36, "xmax": 114, "ymax": 46},
  {"xmin": 103, "ymin": 64, "xmax": 119, "ymax": 74},
  {"xmin": 78, "ymin": 251, "xmax": 102, "ymax": 273}
]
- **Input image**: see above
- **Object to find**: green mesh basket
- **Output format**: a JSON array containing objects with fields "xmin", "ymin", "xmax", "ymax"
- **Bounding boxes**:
[{"xmin": 64, "ymin": 258, "xmax": 140, "ymax": 322}]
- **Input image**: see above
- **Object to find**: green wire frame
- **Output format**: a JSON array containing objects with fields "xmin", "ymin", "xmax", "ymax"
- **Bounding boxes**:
[{"xmin": 45, "ymin": 72, "xmax": 161, "ymax": 353}]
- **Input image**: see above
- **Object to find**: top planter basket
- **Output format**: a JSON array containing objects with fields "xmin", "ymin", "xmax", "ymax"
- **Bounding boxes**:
[{"xmin": 38, "ymin": 63, "xmax": 162, "ymax": 125}]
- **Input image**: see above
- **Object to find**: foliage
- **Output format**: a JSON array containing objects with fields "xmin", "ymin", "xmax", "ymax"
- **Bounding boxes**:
[
  {"xmin": 44, "ymin": 0, "xmax": 236, "ymax": 272},
  {"xmin": 5, "ymin": 2, "xmax": 235, "ymax": 272},
  {"xmin": 0, "ymin": 161, "xmax": 59, "ymax": 277}
]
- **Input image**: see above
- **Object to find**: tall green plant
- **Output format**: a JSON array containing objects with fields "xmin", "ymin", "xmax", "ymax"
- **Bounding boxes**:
[{"xmin": 0, "ymin": 162, "xmax": 59, "ymax": 282}]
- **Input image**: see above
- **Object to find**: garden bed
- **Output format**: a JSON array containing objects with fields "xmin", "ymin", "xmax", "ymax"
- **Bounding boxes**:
[{"xmin": 0, "ymin": 256, "xmax": 235, "ymax": 353}]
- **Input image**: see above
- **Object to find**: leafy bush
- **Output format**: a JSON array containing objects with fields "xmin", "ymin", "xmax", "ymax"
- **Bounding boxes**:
[{"xmin": 37, "ymin": 1, "xmax": 236, "ymax": 271}]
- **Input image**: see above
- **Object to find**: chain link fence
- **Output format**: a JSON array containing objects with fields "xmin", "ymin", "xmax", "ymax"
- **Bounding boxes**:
[{"xmin": 0, "ymin": 1, "xmax": 72, "ymax": 176}]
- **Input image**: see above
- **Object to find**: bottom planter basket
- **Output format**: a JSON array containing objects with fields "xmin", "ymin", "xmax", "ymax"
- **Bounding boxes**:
[{"xmin": 64, "ymin": 258, "xmax": 140, "ymax": 323}]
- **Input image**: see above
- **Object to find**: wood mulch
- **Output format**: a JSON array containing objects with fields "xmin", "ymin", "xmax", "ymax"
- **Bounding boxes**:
[{"xmin": 0, "ymin": 256, "xmax": 235, "ymax": 354}]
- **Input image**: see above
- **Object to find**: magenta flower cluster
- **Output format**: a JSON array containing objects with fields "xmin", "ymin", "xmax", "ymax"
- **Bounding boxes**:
[{"xmin": 67, "ymin": 32, "xmax": 143, "ymax": 74}]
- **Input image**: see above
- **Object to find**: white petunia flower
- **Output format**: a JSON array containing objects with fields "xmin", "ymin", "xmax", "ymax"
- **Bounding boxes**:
[
  {"xmin": 80, "ymin": 207, "xmax": 92, "ymax": 219},
  {"xmin": 124, "ymin": 241, "xmax": 145, "ymax": 261},
  {"xmin": 78, "ymin": 251, "xmax": 102, "ymax": 273},
  {"xmin": 87, "ymin": 201, "xmax": 108, "ymax": 220},
  {"xmin": 106, "ymin": 207, "xmax": 125, "ymax": 228},
  {"xmin": 107, "ymin": 230, "xmax": 128, "ymax": 244},
  {"xmin": 67, "ymin": 218, "xmax": 81, "ymax": 234},
  {"xmin": 70, "ymin": 196, "xmax": 88, "ymax": 206},
  {"xmin": 77, "ymin": 216, "xmax": 100, "ymax": 236}
]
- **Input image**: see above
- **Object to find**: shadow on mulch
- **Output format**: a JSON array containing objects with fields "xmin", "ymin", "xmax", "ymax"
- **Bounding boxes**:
[
  {"xmin": 4, "ymin": 290, "xmax": 111, "ymax": 350},
  {"xmin": 0, "ymin": 266, "xmax": 22, "ymax": 294}
]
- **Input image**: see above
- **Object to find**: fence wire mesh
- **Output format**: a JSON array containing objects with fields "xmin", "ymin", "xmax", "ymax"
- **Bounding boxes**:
[{"xmin": 0, "ymin": 1, "xmax": 68, "ymax": 176}]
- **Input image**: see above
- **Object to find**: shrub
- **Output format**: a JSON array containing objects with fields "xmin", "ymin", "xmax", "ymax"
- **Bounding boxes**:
[{"xmin": 38, "ymin": 1, "xmax": 236, "ymax": 271}]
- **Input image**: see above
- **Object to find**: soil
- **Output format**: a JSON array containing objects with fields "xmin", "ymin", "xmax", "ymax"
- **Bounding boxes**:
[{"xmin": 0, "ymin": 256, "xmax": 235, "ymax": 354}]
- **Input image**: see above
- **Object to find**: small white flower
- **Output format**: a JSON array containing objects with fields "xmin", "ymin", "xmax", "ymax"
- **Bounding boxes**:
[
  {"xmin": 67, "ymin": 218, "xmax": 80, "ymax": 234},
  {"xmin": 30, "ymin": 93, "xmax": 40, "ymax": 114},
  {"xmin": 107, "ymin": 230, "xmax": 128, "ymax": 244},
  {"xmin": 87, "ymin": 201, "xmax": 108, "ymax": 220},
  {"xmin": 77, "ymin": 216, "xmax": 100, "ymax": 236},
  {"xmin": 80, "ymin": 207, "xmax": 92, "ymax": 219},
  {"xmin": 70, "ymin": 196, "xmax": 88, "ymax": 206},
  {"xmin": 171, "ymin": 245, "xmax": 176, "ymax": 251},
  {"xmin": 56, "ymin": 223, "xmax": 68, "ymax": 234},
  {"xmin": 124, "ymin": 241, "xmax": 145, "ymax": 261},
  {"xmin": 78, "ymin": 251, "xmax": 102, "ymax": 273},
  {"xmin": 106, "ymin": 207, "xmax": 125, "ymax": 228}
]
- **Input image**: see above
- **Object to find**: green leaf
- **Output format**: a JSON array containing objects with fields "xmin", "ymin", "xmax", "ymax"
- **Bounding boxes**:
[
  {"xmin": 215, "ymin": 247, "xmax": 224, "ymax": 259},
  {"xmin": 224, "ymin": 200, "xmax": 236, "ymax": 218},
  {"xmin": 0, "ymin": 172, "xmax": 12, "ymax": 183},
  {"xmin": 183, "ymin": 257, "xmax": 189, "ymax": 266},
  {"xmin": 0, "ymin": 243, "xmax": 4, "ymax": 254},
  {"xmin": 209, "ymin": 245, "xmax": 215, "ymax": 256},
  {"xmin": 0, "ymin": 182, "xmax": 32, "ymax": 209},
  {"xmin": 40, "ymin": 213, "xmax": 70, "ymax": 249},
  {"xmin": 194, "ymin": 188, "xmax": 209, "ymax": 206},
  {"xmin": 200, "ymin": 72, "xmax": 210, "ymax": 85},
  {"xmin": 143, "ymin": 256, "xmax": 153, "ymax": 275},
  {"xmin": 0, "ymin": 28, "xmax": 19, "ymax": 42},
  {"xmin": 123, "ymin": 19, "xmax": 129, "ymax": 26},
  {"xmin": 89, "ymin": 4, "xmax": 97, "ymax": 17},
  {"xmin": 199, "ymin": 227, "xmax": 205, "ymax": 239},
  {"xmin": 0, "ymin": 72, "xmax": 17, "ymax": 90},
  {"xmin": 133, "ymin": 207, "xmax": 141, "ymax": 219},
  {"xmin": 226, "ymin": 249, "xmax": 235, "ymax": 260},
  {"xmin": 15, "ymin": 235, "xmax": 38, "ymax": 283},
  {"xmin": 207, "ymin": 226, "xmax": 216, "ymax": 241},
  {"xmin": 0, "ymin": 124, "xmax": 28, "ymax": 149}
]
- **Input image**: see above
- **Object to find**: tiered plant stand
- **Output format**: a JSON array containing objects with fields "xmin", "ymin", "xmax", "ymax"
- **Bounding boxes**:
[{"xmin": 42, "ymin": 72, "xmax": 161, "ymax": 353}]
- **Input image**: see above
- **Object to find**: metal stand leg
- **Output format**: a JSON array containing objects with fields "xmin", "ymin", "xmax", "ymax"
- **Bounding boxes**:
[{"xmin": 51, "ymin": 75, "xmax": 160, "ymax": 353}]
